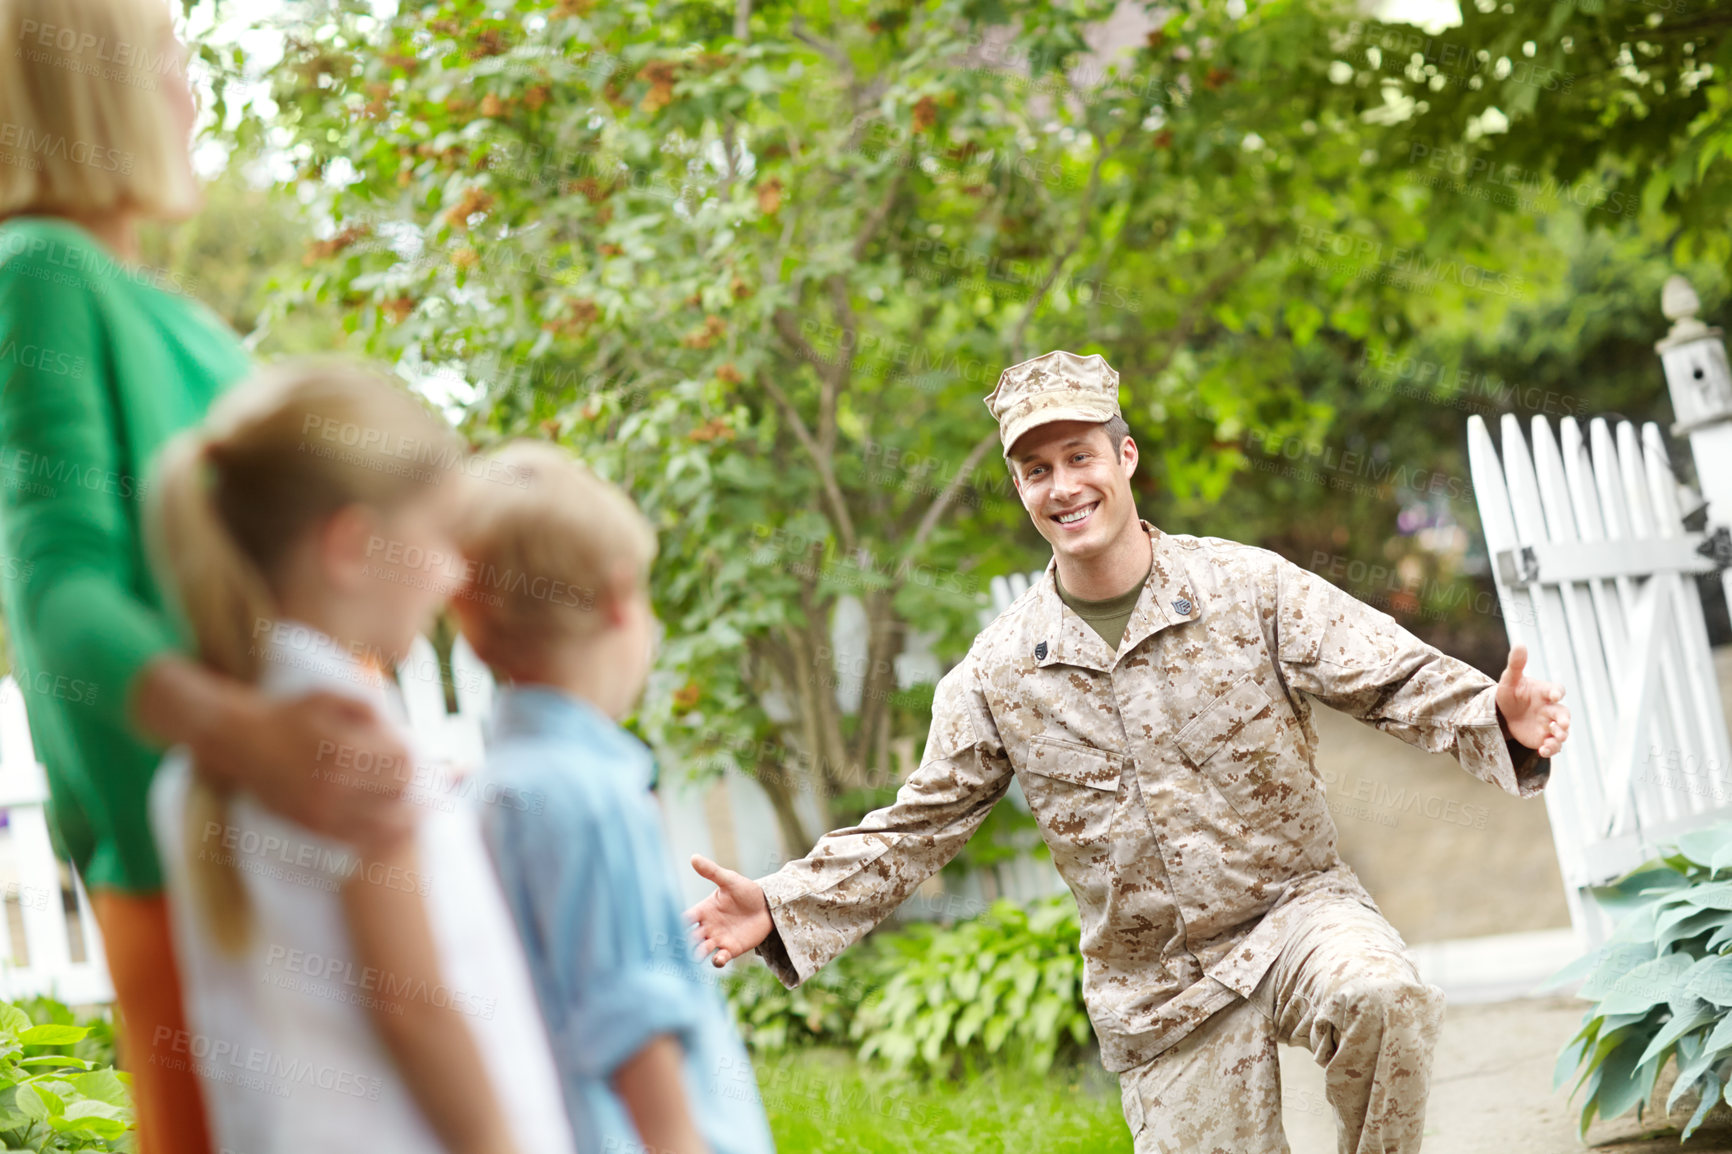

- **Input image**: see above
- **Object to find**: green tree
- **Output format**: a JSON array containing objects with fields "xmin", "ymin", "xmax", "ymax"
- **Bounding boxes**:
[
  {"xmin": 1219, "ymin": 0, "xmax": 1732, "ymax": 670},
  {"xmin": 243, "ymin": 0, "xmax": 1577, "ymax": 852},
  {"xmin": 1373, "ymin": 0, "xmax": 1731, "ymax": 263},
  {"xmin": 139, "ymin": 157, "xmax": 332, "ymax": 347}
]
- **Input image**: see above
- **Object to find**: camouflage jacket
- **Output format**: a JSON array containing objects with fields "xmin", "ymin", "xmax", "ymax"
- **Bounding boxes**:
[{"xmin": 756, "ymin": 523, "xmax": 1549, "ymax": 1071}]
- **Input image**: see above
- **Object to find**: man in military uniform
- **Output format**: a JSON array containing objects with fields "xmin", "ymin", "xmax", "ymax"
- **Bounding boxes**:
[{"xmin": 687, "ymin": 350, "xmax": 1570, "ymax": 1153}]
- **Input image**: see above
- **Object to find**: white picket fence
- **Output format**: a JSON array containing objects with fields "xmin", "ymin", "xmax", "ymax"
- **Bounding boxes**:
[
  {"xmin": 0, "ymin": 635, "xmax": 503, "ymax": 1007},
  {"xmin": 0, "ymin": 612, "xmax": 1068, "ymax": 1005},
  {"xmin": 0, "ymin": 678, "xmax": 113, "ymax": 1005},
  {"xmin": 1469, "ymin": 412, "xmax": 1732, "ymax": 941}
]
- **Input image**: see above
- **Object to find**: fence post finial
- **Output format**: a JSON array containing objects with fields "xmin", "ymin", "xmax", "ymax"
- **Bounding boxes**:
[
  {"xmin": 1657, "ymin": 274, "xmax": 1732, "ymax": 438},
  {"xmin": 1663, "ymin": 275, "xmax": 1710, "ymax": 342}
]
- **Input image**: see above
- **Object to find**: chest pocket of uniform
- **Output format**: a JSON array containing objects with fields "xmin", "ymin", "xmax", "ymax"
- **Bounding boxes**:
[
  {"xmin": 1175, "ymin": 673, "xmax": 1285, "ymax": 817},
  {"xmin": 1022, "ymin": 735, "xmax": 1123, "ymax": 846}
]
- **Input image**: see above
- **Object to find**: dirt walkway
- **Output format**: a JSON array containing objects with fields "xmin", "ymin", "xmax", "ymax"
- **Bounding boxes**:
[
  {"xmin": 1309, "ymin": 702, "xmax": 1572, "ymax": 944},
  {"xmin": 1273, "ymin": 996, "xmax": 1732, "ymax": 1153},
  {"xmin": 1292, "ymin": 683, "xmax": 1732, "ymax": 1151}
]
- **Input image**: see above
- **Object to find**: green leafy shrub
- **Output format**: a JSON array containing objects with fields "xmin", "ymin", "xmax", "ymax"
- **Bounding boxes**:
[
  {"xmin": 1553, "ymin": 821, "xmax": 1732, "ymax": 1141},
  {"xmin": 853, "ymin": 896, "xmax": 1091, "ymax": 1076},
  {"xmin": 0, "ymin": 998, "xmax": 133, "ymax": 1151},
  {"xmin": 727, "ymin": 943, "xmax": 879, "ymax": 1054},
  {"xmin": 12, "ymin": 1001, "xmax": 116, "ymax": 1075},
  {"xmin": 727, "ymin": 896, "xmax": 1093, "ymax": 1079}
]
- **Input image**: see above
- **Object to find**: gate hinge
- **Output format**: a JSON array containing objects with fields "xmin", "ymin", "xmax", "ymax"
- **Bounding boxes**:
[
  {"xmin": 1505, "ymin": 545, "xmax": 1539, "ymax": 585},
  {"xmin": 1696, "ymin": 525, "xmax": 1732, "ymax": 570}
]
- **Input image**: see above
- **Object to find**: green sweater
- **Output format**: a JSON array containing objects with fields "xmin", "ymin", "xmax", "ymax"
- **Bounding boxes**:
[{"xmin": 0, "ymin": 217, "xmax": 250, "ymax": 892}]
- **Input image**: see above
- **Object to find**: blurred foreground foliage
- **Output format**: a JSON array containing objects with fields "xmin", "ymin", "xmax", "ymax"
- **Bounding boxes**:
[{"xmin": 0, "ymin": 998, "xmax": 130, "ymax": 1152}]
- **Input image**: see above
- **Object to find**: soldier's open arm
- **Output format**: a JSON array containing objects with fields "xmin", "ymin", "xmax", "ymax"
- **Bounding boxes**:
[
  {"xmin": 1270, "ymin": 553, "xmax": 1549, "ymax": 799},
  {"xmin": 754, "ymin": 649, "xmax": 1013, "ymax": 988}
]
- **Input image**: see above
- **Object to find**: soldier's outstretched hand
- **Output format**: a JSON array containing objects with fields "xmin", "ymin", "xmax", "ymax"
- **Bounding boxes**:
[
  {"xmin": 1496, "ymin": 644, "xmax": 1571, "ymax": 758},
  {"xmin": 686, "ymin": 854, "xmax": 774, "ymax": 968}
]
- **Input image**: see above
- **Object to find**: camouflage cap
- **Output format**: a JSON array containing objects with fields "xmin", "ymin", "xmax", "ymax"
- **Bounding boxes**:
[{"xmin": 983, "ymin": 350, "xmax": 1122, "ymax": 456}]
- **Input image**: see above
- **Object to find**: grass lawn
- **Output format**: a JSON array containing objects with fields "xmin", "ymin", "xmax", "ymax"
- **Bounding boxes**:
[{"xmin": 752, "ymin": 1047, "xmax": 1133, "ymax": 1154}]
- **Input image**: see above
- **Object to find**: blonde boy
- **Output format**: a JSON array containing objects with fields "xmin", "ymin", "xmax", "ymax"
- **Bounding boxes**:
[{"xmin": 454, "ymin": 441, "xmax": 774, "ymax": 1154}]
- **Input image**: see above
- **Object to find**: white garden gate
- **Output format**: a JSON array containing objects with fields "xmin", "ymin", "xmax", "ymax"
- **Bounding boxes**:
[
  {"xmin": 0, "ymin": 678, "xmax": 112, "ymax": 1005},
  {"xmin": 1469, "ymin": 276, "xmax": 1732, "ymax": 944}
]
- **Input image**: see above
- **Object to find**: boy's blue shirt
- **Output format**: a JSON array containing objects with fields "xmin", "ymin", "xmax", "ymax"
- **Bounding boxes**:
[{"xmin": 477, "ymin": 686, "xmax": 774, "ymax": 1154}]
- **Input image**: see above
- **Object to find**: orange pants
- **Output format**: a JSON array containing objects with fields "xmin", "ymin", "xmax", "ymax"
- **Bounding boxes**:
[{"xmin": 90, "ymin": 892, "xmax": 212, "ymax": 1154}]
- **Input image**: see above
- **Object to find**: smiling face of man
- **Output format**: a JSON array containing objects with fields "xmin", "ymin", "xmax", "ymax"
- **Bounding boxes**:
[{"xmin": 1009, "ymin": 418, "xmax": 1140, "ymax": 567}]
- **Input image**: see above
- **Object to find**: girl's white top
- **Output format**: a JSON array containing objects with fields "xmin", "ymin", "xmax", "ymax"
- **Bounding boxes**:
[{"xmin": 149, "ymin": 622, "xmax": 577, "ymax": 1154}]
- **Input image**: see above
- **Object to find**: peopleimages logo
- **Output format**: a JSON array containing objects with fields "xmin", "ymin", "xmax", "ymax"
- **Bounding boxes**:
[
  {"xmin": 1355, "ymin": 347, "xmax": 1584, "ymax": 418},
  {"xmin": 1295, "ymin": 225, "xmax": 1525, "ymax": 298},
  {"xmin": 0, "ymin": 123, "xmax": 132, "ymax": 174},
  {"xmin": 0, "ymin": 339, "xmax": 87, "ymax": 377},
  {"xmin": 16, "ymin": 19, "xmax": 186, "ymax": 77},
  {"xmin": 856, "ymin": 117, "xmax": 1080, "ymax": 192},
  {"xmin": 1343, "ymin": 23, "xmax": 1574, "ymax": 91},
  {"xmin": 909, "ymin": 236, "xmax": 1145, "ymax": 310},
  {"xmin": 1245, "ymin": 429, "xmax": 1474, "ymax": 500},
  {"xmin": 263, "ymin": 945, "xmax": 499, "ymax": 1020},
  {"xmin": 0, "ymin": 231, "xmax": 198, "ymax": 296},
  {"xmin": 151, "ymin": 1026, "xmax": 385, "ymax": 1102},
  {"xmin": 1319, "ymin": 766, "xmax": 1489, "ymax": 829},
  {"xmin": 1407, "ymin": 143, "xmax": 1636, "ymax": 219}
]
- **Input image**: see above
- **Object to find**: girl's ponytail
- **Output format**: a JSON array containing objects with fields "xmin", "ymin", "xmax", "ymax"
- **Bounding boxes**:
[
  {"xmin": 148, "ymin": 433, "xmax": 279, "ymax": 956},
  {"xmin": 151, "ymin": 435, "xmax": 277, "ymax": 682}
]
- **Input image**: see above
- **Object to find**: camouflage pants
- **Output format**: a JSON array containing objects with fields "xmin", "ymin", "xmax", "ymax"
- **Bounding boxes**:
[{"xmin": 1117, "ymin": 898, "xmax": 1446, "ymax": 1154}]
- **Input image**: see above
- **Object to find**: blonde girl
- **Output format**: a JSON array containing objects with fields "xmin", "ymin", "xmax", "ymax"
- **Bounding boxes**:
[
  {"xmin": 0, "ymin": 3, "xmax": 416, "ymax": 1149},
  {"xmin": 145, "ymin": 359, "xmax": 575, "ymax": 1154}
]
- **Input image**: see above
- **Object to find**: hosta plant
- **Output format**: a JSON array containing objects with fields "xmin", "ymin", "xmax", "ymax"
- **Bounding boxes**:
[
  {"xmin": 1552, "ymin": 821, "xmax": 1732, "ymax": 1141},
  {"xmin": 726, "ymin": 894, "xmax": 1094, "ymax": 1079},
  {"xmin": 726, "ymin": 939, "xmax": 879, "ymax": 1054},
  {"xmin": 850, "ymin": 896, "xmax": 1092, "ymax": 1077}
]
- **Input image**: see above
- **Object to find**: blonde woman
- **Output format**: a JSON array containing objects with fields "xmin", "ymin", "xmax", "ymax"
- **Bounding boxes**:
[
  {"xmin": 0, "ymin": 3, "xmax": 416, "ymax": 1150},
  {"xmin": 145, "ymin": 361, "xmax": 575, "ymax": 1154}
]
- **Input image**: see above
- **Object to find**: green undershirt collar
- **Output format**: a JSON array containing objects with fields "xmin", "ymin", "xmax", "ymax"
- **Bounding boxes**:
[{"xmin": 1055, "ymin": 558, "xmax": 1154, "ymax": 651}]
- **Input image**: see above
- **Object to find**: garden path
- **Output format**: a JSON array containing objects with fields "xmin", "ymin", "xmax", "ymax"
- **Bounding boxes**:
[{"xmin": 1279, "ymin": 998, "xmax": 1732, "ymax": 1152}]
